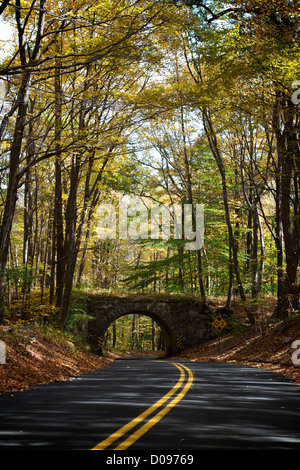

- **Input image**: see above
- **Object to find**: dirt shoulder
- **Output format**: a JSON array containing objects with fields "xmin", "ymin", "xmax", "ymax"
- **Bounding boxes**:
[
  {"xmin": 172, "ymin": 315, "xmax": 300, "ymax": 385},
  {"xmin": 1, "ymin": 313, "xmax": 300, "ymax": 395},
  {"xmin": 0, "ymin": 326, "xmax": 118, "ymax": 395}
]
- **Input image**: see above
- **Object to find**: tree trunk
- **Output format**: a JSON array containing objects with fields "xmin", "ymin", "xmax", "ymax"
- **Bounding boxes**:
[
  {"xmin": 251, "ymin": 201, "xmax": 259, "ymax": 312},
  {"xmin": 60, "ymin": 156, "xmax": 80, "ymax": 325},
  {"xmin": 22, "ymin": 99, "xmax": 35, "ymax": 311},
  {"xmin": 202, "ymin": 108, "xmax": 255, "ymax": 324},
  {"xmin": 180, "ymin": 105, "xmax": 206, "ymax": 300},
  {"xmin": 273, "ymin": 90, "xmax": 300, "ymax": 317},
  {"xmin": 0, "ymin": 72, "xmax": 32, "ymax": 323}
]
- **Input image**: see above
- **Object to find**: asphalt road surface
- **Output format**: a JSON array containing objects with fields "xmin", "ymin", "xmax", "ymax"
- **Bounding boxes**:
[{"xmin": 0, "ymin": 356, "xmax": 300, "ymax": 453}]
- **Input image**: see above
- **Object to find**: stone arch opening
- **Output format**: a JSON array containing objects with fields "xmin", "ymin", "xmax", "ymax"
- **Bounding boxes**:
[
  {"xmin": 86, "ymin": 295, "xmax": 214, "ymax": 356},
  {"xmin": 86, "ymin": 298, "xmax": 177, "ymax": 356},
  {"xmin": 102, "ymin": 311, "xmax": 173, "ymax": 355}
]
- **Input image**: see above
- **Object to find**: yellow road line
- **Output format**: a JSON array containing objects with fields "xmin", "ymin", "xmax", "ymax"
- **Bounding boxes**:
[
  {"xmin": 115, "ymin": 363, "xmax": 194, "ymax": 450},
  {"xmin": 91, "ymin": 362, "xmax": 187, "ymax": 450}
]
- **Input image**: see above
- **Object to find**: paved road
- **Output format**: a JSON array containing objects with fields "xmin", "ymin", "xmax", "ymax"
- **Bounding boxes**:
[{"xmin": 0, "ymin": 356, "xmax": 300, "ymax": 452}]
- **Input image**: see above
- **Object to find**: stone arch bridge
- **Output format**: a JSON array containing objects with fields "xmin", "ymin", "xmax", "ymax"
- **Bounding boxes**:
[{"xmin": 85, "ymin": 295, "xmax": 216, "ymax": 355}]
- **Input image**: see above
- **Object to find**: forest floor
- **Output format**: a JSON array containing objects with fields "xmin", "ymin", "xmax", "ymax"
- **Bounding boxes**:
[
  {"xmin": 0, "ymin": 326, "xmax": 119, "ymax": 395},
  {"xmin": 172, "ymin": 297, "xmax": 300, "ymax": 385},
  {"xmin": 0, "ymin": 296, "xmax": 300, "ymax": 394},
  {"xmin": 172, "ymin": 317, "xmax": 300, "ymax": 385}
]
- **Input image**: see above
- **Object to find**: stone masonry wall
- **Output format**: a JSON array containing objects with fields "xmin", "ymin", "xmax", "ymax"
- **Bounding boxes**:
[{"xmin": 85, "ymin": 295, "xmax": 215, "ymax": 355}]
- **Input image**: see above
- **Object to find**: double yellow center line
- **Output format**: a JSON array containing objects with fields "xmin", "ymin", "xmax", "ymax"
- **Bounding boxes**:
[{"xmin": 91, "ymin": 361, "xmax": 194, "ymax": 450}]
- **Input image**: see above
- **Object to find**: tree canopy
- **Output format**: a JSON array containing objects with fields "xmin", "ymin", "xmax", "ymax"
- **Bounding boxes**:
[{"xmin": 0, "ymin": 0, "xmax": 299, "ymax": 328}]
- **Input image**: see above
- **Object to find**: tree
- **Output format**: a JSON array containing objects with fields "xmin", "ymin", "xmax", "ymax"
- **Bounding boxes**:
[
  {"xmin": 0, "ymin": 0, "xmax": 47, "ymax": 322},
  {"xmin": 180, "ymin": 0, "xmax": 300, "ymax": 319},
  {"xmin": 0, "ymin": 0, "xmax": 178, "ymax": 324}
]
